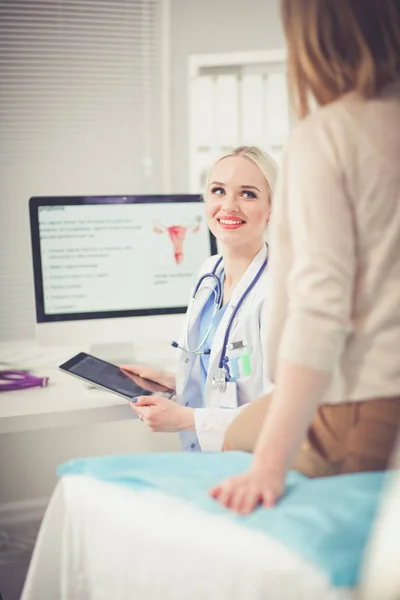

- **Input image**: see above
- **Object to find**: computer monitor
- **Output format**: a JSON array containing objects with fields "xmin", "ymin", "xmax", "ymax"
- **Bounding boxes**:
[{"xmin": 29, "ymin": 195, "xmax": 217, "ymax": 363}]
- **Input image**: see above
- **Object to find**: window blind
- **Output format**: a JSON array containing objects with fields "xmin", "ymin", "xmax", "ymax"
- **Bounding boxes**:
[{"xmin": 0, "ymin": 0, "xmax": 164, "ymax": 341}]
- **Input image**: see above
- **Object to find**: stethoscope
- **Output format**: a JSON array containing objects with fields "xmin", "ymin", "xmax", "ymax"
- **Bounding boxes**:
[
  {"xmin": 0, "ymin": 370, "xmax": 49, "ymax": 392},
  {"xmin": 172, "ymin": 244, "xmax": 268, "ymax": 392}
]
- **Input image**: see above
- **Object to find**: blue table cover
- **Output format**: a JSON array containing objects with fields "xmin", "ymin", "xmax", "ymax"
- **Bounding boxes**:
[{"xmin": 58, "ymin": 451, "xmax": 385, "ymax": 587}]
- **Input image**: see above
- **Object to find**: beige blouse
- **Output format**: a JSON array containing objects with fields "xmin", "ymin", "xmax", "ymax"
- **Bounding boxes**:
[{"xmin": 268, "ymin": 79, "xmax": 400, "ymax": 404}]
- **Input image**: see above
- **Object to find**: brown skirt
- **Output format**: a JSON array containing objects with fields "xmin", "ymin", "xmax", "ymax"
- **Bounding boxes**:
[{"xmin": 223, "ymin": 394, "xmax": 400, "ymax": 478}]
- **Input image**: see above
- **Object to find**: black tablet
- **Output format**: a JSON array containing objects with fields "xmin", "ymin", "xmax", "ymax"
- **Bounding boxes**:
[{"xmin": 59, "ymin": 352, "xmax": 175, "ymax": 400}]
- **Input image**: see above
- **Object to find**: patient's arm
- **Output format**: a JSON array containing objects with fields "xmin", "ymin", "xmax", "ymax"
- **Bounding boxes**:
[{"xmin": 222, "ymin": 393, "xmax": 273, "ymax": 452}]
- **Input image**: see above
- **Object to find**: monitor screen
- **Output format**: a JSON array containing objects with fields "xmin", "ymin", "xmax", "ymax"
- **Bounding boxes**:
[{"xmin": 29, "ymin": 195, "xmax": 217, "ymax": 323}]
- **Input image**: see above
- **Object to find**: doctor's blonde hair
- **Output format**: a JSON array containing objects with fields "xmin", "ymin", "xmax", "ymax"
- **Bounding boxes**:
[
  {"xmin": 281, "ymin": 0, "xmax": 400, "ymax": 119},
  {"xmin": 203, "ymin": 146, "xmax": 278, "ymax": 203}
]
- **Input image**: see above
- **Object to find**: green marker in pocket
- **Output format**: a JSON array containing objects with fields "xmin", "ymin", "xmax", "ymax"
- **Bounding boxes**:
[
  {"xmin": 240, "ymin": 351, "xmax": 251, "ymax": 376},
  {"xmin": 228, "ymin": 341, "xmax": 252, "ymax": 378}
]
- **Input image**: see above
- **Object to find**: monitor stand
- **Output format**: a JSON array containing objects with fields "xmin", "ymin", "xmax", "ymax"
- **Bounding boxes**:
[{"xmin": 89, "ymin": 341, "xmax": 136, "ymax": 366}]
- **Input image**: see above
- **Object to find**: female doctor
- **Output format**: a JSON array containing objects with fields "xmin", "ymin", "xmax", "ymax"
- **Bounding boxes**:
[{"xmin": 122, "ymin": 146, "xmax": 277, "ymax": 452}]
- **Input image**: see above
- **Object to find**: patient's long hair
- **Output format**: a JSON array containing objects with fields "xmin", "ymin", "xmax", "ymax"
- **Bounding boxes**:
[{"xmin": 281, "ymin": 0, "xmax": 400, "ymax": 118}]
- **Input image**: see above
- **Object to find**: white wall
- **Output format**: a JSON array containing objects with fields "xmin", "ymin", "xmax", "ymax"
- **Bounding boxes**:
[
  {"xmin": 169, "ymin": 0, "xmax": 284, "ymax": 192},
  {"xmin": 0, "ymin": 421, "xmax": 180, "ymax": 505}
]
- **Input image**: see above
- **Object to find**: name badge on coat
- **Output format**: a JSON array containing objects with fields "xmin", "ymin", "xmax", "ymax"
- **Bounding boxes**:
[{"xmin": 211, "ymin": 381, "xmax": 238, "ymax": 410}]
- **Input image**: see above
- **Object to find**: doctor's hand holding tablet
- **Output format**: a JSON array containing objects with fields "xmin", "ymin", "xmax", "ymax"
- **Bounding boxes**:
[
  {"xmin": 121, "ymin": 365, "xmax": 195, "ymax": 432},
  {"xmin": 121, "ymin": 146, "xmax": 277, "ymax": 452},
  {"xmin": 120, "ymin": 364, "xmax": 176, "ymax": 393}
]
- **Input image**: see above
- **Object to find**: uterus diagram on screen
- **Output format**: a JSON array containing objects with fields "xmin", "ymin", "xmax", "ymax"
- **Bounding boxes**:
[{"xmin": 153, "ymin": 216, "xmax": 202, "ymax": 264}]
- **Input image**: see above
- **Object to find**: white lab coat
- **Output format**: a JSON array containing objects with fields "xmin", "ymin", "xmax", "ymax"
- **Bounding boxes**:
[{"xmin": 175, "ymin": 244, "xmax": 273, "ymax": 452}]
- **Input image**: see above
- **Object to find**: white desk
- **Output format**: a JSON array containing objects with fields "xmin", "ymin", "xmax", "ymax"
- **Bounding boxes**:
[
  {"xmin": 0, "ymin": 339, "xmax": 177, "ymax": 434},
  {"xmin": 0, "ymin": 339, "xmax": 180, "ymax": 506},
  {"xmin": 0, "ymin": 341, "xmax": 131, "ymax": 435}
]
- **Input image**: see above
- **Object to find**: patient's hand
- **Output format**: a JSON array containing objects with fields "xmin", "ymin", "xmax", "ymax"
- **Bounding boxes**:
[
  {"xmin": 120, "ymin": 364, "xmax": 176, "ymax": 392},
  {"xmin": 130, "ymin": 395, "xmax": 195, "ymax": 433},
  {"xmin": 209, "ymin": 465, "xmax": 285, "ymax": 513}
]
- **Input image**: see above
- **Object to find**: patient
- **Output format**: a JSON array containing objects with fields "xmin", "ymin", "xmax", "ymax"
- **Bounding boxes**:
[
  {"xmin": 121, "ymin": 146, "xmax": 277, "ymax": 452},
  {"xmin": 211, "ymin": 0, "xmax": 400, "ymax": 512}
]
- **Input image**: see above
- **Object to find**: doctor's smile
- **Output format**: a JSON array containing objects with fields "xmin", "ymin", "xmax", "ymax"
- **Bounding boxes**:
[{"xmin": 216, "ymin": 216, "xmax": 246, "ymax": 230}]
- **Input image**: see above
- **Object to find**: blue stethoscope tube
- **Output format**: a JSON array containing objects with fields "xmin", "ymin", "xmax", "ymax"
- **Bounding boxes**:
[
  {"xmin": 171, "ymin": 255, "xmax": 223, "ymax": 355},
  {"xmin": 172, "ymin": 244, "xmax": 268, "ymax": 391}
]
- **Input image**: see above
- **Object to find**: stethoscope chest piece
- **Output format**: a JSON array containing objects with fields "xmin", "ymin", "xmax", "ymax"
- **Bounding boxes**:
[{"xmin": 212, "ymin": 368, "xmax": 227, "ymax": 392}]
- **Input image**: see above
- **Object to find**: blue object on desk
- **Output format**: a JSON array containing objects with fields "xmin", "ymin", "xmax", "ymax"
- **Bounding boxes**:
[{"xmin": 58, "ymin": 452, "xmax": 385, "ymax": 588}]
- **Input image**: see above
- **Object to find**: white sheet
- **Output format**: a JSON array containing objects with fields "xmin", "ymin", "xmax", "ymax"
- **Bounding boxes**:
[
  {"xmin": 359, "ymin": 454, "xmax": 400, "ymax": 600},
  {"xmin": 21, "ymin": 475, "xmax": 356, "ymax": 600}
]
